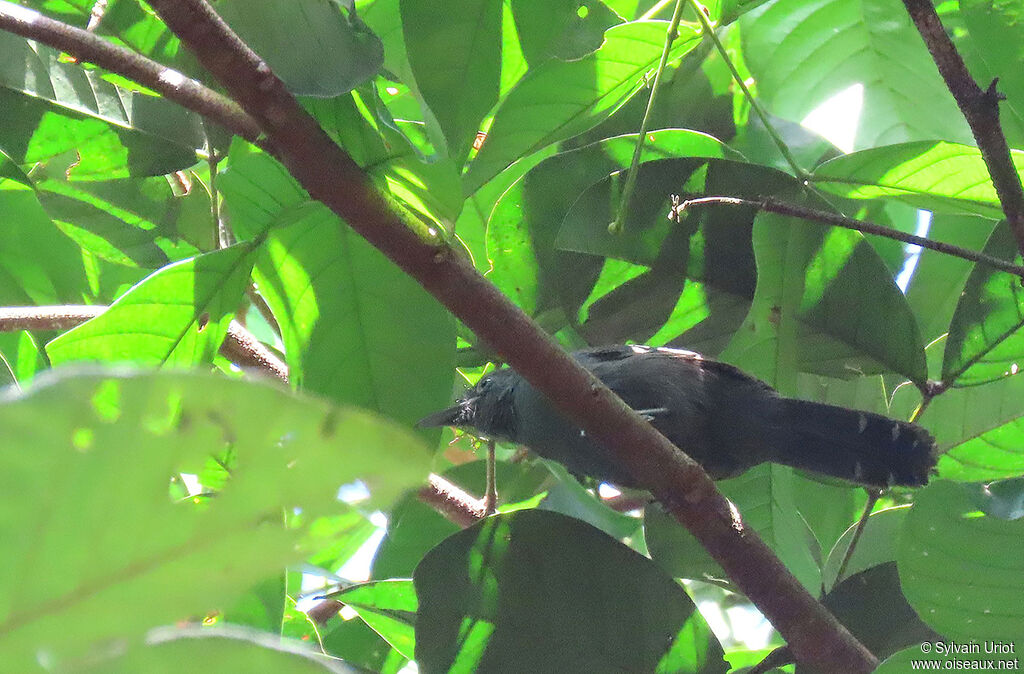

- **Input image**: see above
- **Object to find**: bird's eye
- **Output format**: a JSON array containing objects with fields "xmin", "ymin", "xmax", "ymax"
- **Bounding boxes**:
[{"xmin": 478, "ymin": 377, "xmax": 492, "ymax": 392}]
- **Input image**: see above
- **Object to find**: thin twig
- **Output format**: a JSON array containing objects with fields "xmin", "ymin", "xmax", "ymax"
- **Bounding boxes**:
[
  {"xmin": 687, "ymin": 0, "xmax": 808, "ymax": 180},
  {"xmin": 609, "ymin": 0, "xmax": 686, "ymax": 234},
  {"xmin": 676, "ymin": 195, "xmax": 1024, "ymax": 278},
  {"xmin": 0, "ymin": 305, "xmax": 287, "ymax": 380},
  {"xmin": 903, "ymin": 0, "xmax": 1024, "ymax": 256},
  {"xmin": 638, "ymin": 0, "xmax": 675, "ymax": 20}
]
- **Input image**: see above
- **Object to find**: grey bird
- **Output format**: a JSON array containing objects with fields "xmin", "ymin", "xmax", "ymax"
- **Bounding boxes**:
[{"xmin": 418, "ymin": 345, "xmax": 937, "ymax": 489}]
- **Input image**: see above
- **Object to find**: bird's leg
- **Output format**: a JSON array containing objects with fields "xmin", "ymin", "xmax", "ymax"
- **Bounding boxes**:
[{"xmin": 483, "ymin": 439, "xmax": 497, "ymax": 515}]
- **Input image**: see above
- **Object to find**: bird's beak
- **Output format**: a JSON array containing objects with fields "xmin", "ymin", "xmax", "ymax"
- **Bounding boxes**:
[{"xmin": 416, "ymin": 397, "xmax": 476, "ymax": 429}]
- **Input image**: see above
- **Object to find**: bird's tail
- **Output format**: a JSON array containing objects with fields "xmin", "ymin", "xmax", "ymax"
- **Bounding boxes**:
[{"xmin": 770, "ymin": 399, "xmax": 937, "ymax": 488}]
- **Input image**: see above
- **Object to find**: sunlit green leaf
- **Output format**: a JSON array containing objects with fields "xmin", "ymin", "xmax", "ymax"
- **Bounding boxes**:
[
  {"xmin": 218, "ymin": 151, "xmax": 455, "ymax": 431},
  {"xmin": 330, "ymin": 580, "xmax": 417, "ymax": 660},
  {"xmin": 215, "ymin": 0, "xmax": 384, "ymax": 97},
  {"xmin": 898, "ymin": 480, "xmax": 1024, "ymax": 641},
  {"xmin": 741, "ymin": 0, "xmax": 970, "ymax": 150},
  {"xmin": 0, "ymin": 30, "xmax": 201, "ymax": 177},
  {"xmin": 401, "ymin": 0, "xmax": 501, "ymax": 165},
  {"xmin": 464, "ymin": 20, "xmax": 702, "ymax": 191},
  {"xmin": 0, "ymin": 369, "xmax": 430, "ymax": 669},
  {"xmin": 943, "ymin": 223, "xmax": 1024, "ymax": 386},
  {"xmin": 46, "ymin": 244, "xmax": 256, "ymax": 367},
  {"xmin": 813, "ymin": 141, "xmax": 1021, "ymax": 218}
]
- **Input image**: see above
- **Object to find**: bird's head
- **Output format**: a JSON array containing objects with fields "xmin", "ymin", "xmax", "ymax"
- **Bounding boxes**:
[{"xmin": 417, "ymin": 368, "xmax": 519, "ymax": 440}]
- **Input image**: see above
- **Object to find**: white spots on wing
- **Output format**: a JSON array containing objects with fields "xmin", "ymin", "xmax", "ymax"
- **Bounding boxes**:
[
  {"xmin": 858, "ymin": 414, "xmax": 868, "ymax": 434},
  {"xmin": 891, "ymin": 424, "xmax": 901, "ymax": 442}
]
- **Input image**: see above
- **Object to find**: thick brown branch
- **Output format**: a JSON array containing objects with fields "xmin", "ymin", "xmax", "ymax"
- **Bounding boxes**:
[
  {"xmin": 903, "ymin": 0, "xmax": 1024, "ymax": 256},
  {"xmin": 0, "ymin": 305, "xmax": 287, "ymax": 379},
  {"xmin": 132, "ymin": 1, "xmax": 877, "ymax": 669},
  {"xmin": 0, "ymin": 1, "xmax": 264, "ymax": 147},
  {"xmin": 678, "ymin": 195, "xmax": 1024, "ymax": 278}
]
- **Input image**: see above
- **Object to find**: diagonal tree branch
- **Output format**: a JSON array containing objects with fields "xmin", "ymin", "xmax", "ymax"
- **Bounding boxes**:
[
  {"xmin": 903, "ymin": 0, "xmax": 1024, "ymax": 256},
  {"xmin": 0, "ymin": 5, "xmax": 877, "ymax": 671}
]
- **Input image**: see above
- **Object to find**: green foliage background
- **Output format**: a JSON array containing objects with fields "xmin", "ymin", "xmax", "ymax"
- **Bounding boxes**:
[{"xmin": 0, "ymin": 0, "xmax": 1022, "ymax": 671}]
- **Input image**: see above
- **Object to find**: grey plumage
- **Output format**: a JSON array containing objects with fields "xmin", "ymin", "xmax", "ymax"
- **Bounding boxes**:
[{"xmin": 418, "ymin": 345, "xmax": 938, "ymax": 489}]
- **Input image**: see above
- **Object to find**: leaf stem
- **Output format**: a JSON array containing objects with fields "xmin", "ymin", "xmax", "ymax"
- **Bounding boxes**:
[
  {"xmin": 638, "ymin": 0, "xmax": 676, "ymax": 21},
  {"xmin": 686, "ymin": 0, "xmax": 808, "ymax": 180},
  {"xmin": 609, "ymin": 0, "xmax": 687, "ymax": 235}
]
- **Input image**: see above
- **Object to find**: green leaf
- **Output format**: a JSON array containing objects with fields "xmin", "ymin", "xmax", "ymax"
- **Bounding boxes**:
[
  {"xmin": 215, "ymin": 0, "xmax": 384, "ymax": 97},
  {"xmin": 942, "ymin": 223, "xmax": 1024, "ymax": 386},
  {"xmin": 320, "ymin": 612, "xmax": 409, "ymax": 672},
  {"xmin": 46, "ymin": 244, "xmax": 256, "ymax": 367},
  {"xmin": 792, "ymin": 473, "xmax": 866, "ymax": 568},
  {"xmin": 721, "ymin": 207, "xmax": 927, "ymax": 385},
  {"xmin": 456, "ymin": 142, "xmax": 556, "ymax": 269},
  {"xmin": 902, "ymin": 213, "xmax": 997, "ymax": 347},
  {"xmin": 371, "ymin": 491, "xmax": 461, "ymax": 580},
  {"xmin": 371, "ymin": 460, "xmax": 549, "ymax": 579},
  {"xmin": 898, "ymin": 480, "xmax": 1024, "ymax": 642},
  {"xmin": 36, "ymin": 176, "xmax": 207, "ymax": 268},
  {"xmin": 359, "ymin": 0, "xmax": 414, "ymax": 87},
  {"xmin": 740, "ymin": 0, "xmax": 970, "ymax": 150},
  {"xmin": 96, "ymin": 0, "xmax": 185, "ymax": 67},
  {"xmin": 538, "ymin": 461, "xmax": 643, "ymax": 544},
  {"xmin": 222, "ymin": 575, "xmax": 287, "ymax": 633},
  {"xmin": 968, "ymin": 476, "xmax": 1024, "ymax": 521},
  {"xmin": 0, "ymin": 369, "xmax": 431, "ymax": 668},
  {"xmin": 0, "ymin": 31, "xmax": 201, "ymax": 177},
  {"xmin": 813, "ymin": 141, "xmax": 1021, "ymax": 218},
  {"xmin": 960, "ymin": 0, "xmax": 1024, "ymax": 149},
  {"xmin": 0, "ymin": 332, "xmax": 47, "ymax": 388},
  {"xmin": 512, "ymin": 0, "xmax": 622, "ymax": 66},
  {"xmin": 464, "ymin": 20, "xmax": 702, "ymax": 191},
  {"xmin": 0, "ymin": 181, "xmax": 89, "ymax": 304},
  {"xmin": 821, "ymin": 505, "xmax": 908, "ymax": 591},
  {"xmin": 218, "ymin": 151, "xmax": 456, "ymax": 430},
  {"xmin": 414, "ymin": 509, "xmax": 728, "ymax": 673},
  {"xmin": 822, "ymin": 563, "xmax": 939, "ymax": 661},
  {"xmin": 488, "ymin": 130, "xmax": 736, "ymax": 318},
  {"xmin": 923, "ymin": 374, "xmax": 1024, "ymax": 482},
  {"xmin": 330, "ymin": 580, "xmax": 417, "ymax": 660},
  {"xmin": 645, "ymin": 464, "xmax": 821, "ymax": 592},
  {"xmin": 401, "ymin": 0, "xmax": 501, "ymax": 164}
]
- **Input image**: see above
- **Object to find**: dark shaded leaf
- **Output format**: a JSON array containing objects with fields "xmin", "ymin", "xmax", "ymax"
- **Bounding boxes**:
[{"xmin": 415, "ymin": 509, "xmax": 728, "ymax": 673}]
